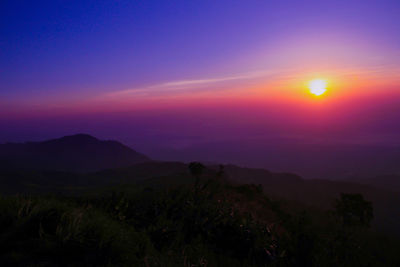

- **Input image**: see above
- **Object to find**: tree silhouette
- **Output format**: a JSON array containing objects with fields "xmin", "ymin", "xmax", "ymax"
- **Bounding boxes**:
[
  {"xmin": 217, "ymin": 164, "xmax": 225, "ymax": 178},
  {"xmin": 335, "ymin": 193, "xmax": 373, "ymax": 228},
  {"xmin": 188, "ymin": 162, "xmax": 205, "ymax": 178},
  {"xmin": 188, "ymin": 162, "xmax": 205, "ymax": 192}
]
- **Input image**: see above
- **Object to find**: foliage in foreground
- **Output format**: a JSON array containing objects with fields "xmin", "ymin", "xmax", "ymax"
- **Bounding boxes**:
[{"xmin": 0, "ymin": 175, "xmax": 398, "ymax": 266}]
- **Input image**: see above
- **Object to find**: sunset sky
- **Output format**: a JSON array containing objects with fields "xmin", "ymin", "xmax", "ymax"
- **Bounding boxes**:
[{"xmin": 1, "ymin": 0, "xmax": 400, "ymax": 151}]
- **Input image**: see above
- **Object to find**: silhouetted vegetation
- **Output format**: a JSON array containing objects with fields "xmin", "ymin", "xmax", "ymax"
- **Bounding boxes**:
[
  {"xmin": 335, "ymin": 193, "xmax": 373, "ymax": 228},
  {"xmin": 0, "ymin": 171, "xmax": 399, "ymax": 266},
  {"xmin": 0, "ymin": 136, "xmax": 399, "ymax": 266}
]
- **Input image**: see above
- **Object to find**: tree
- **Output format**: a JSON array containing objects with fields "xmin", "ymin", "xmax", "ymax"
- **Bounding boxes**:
[
  {"xmin": 188, "ymin": 162, "xmax": 205, "ymax": 178},
  {"xmin": 188, "ymin": 162, "xmax": 205, "ymax": 191},
  {"xmin": 216, "ymin": 164, "xmax": 225, "ymax": 178},
  {"xmin": 335, "ymin": 193, "xmax": 373, "ymax": 228}
]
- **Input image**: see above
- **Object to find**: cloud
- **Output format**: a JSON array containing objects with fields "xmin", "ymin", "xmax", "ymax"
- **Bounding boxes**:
[
  {"xmin": 161, "ymin": 72, "xmax": 266, "ymax": 87},
  {"xmin": 102, "ymin": 62, "xmax": 400, "ymax": 100},
  {"xmin": 105, "ymin": 70, "xmax": 275, "ymax": 97}
]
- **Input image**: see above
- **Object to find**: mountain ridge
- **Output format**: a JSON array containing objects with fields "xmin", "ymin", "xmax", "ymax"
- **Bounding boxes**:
[{"xmin": 0, "ymin": 134, "xmax": 150, "ymax": 172}]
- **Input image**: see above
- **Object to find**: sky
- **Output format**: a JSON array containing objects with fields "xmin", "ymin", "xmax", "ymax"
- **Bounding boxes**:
[{"xmin": 1, "ymin": 0, "xmax": 400, "ymax": 160}]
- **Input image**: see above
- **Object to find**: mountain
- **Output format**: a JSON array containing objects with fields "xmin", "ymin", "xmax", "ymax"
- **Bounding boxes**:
[
  {"xmin": 0, "ymin": 136, "xmax": 399, "ymax": 265},
  {"xmin": 143, "ymin": 140, "xmax": 400, "ymax": 180},
  {"xmin": 0, "ymin": 134, "xmax": 399, "ymax": 237},
  {"xmin": 346, "ymin": 174, "xmax": 400, "ymax": 193},
  {"xmin": 220, "ymin": 164, "xmax": 303, "ymax": 186},
  {"xmin": 0, "ymin": 134, "xmax": 150, "ymax": 172}
]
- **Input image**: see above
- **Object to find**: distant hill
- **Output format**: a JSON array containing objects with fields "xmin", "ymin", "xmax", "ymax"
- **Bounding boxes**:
[
  {"xmin": 0, "ymin": 134, "xmax": 150, "ymax": 172},
  {"xmin": 346, "ymin": 174, "xmax": 400, "ymax": 193},
  {"xmin": 220, "ymin": 164, "xmax": 303, "ymax": 186},
  {"xmin": 146, "ymin": 140, "xmax": 400, "ymax": 180},
  {"xmin": 0, "ymin": 134, "xmax": 399, "ymax": 237}
]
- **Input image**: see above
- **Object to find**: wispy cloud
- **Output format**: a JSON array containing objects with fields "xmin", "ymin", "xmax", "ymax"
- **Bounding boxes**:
[
  {"xmin": 102, "ymin": 62, "xmax": 400, "ymax": 100},
  {"xmin": 161, "ymin": 72, "xmax": 266, "ymax": 87},
  {"xmin": 105, "ymin": 70, "xmax": 275, "ymax": 97}
]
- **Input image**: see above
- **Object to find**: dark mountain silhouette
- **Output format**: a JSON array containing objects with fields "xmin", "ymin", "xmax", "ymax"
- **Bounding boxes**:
[
  {"xmin": 0, "ymin": 134, "xmax": 399, "ymax": 238},
  {"xmin": 347, "ymin": 174, "xmax": 400, "ymax": 193},
  {"xmin": 144, "ymin": 140, "xmax": 400, "ymax": 180},
  {"xmin": 0, "ymin": 134, "xmax": 150, "ymax": 172},
  {"xmin": 219, "ymin": 164, "xmax": 303, "ymax": 185}
]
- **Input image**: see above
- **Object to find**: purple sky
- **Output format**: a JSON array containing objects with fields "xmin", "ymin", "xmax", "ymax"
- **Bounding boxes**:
[
  {"xmin": 1, "ymin": 0, "xmax": 400, "ymax": 174},
  {"xmin": 1, "ymin": 0, "xmax": 399, "ymax": 104}
]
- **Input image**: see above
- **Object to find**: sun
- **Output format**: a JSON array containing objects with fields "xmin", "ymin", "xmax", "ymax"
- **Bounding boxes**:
[{"xmin": 308, "ymin": 79, "xmax": 327, "ymax": 96}]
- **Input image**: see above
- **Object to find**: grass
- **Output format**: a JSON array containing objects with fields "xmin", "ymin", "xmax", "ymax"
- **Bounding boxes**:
[{"xmin": 0, "ymin": 178, "xmax": 399, "ymax": 266}]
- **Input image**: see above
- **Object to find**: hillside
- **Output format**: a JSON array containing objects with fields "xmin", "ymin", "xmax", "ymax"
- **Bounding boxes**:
[
  {"xmin": 0, "ymin": 168, "xmax": 399, "ymax": 266},
  {"xmin": 212, "ymin": 165, "xmax": 400, "ymax": 236},
  {"xmin": 0, "ymin": 134, "xmax": 150, "ymax": 172},
  {"xmin": 149, "ymin": 141, "xmax": 400, "ymax": 180},
  {"xmin": 346, "ymin": 174, "xmax": 400, "ymax": 193},
  {"xmin": 0, "ymin": 135, "xmax": 400, "ymax": 265},
  {"xmin": 1, "ymin": 160, "xmax": 400, "ymax": 237}
]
